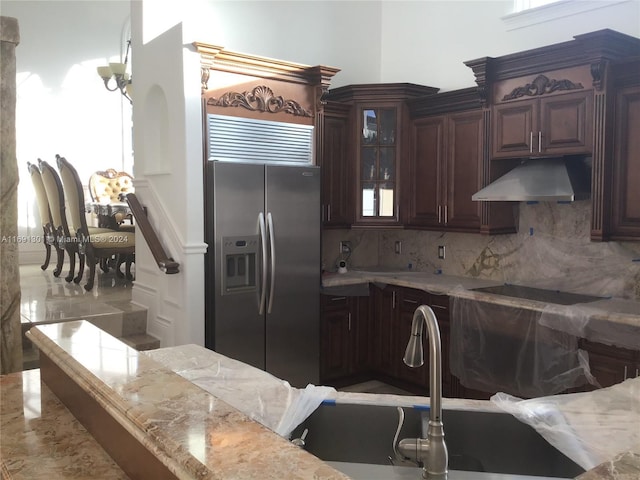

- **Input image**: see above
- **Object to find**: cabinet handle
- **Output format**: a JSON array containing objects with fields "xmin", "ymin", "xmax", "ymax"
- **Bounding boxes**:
[
  {"xmin": 444, "ymin": 205, "xmax": 448, "ymax": 225},
  {"xmin": 538, "ymin": 131, "xmax": 542, "ymax": 153},
  {"xmin": 430, "ymin": 304, "xmax": 448, "ymax": 311},
  {"xmin": 392, "ymin": 291, "xmax": 396, "ymax": 309},
  {"xmin": 327, "ymin": 204, "xmax": 331, "ymax": 222},
  {"xmin": 331, "ymin": 296, "xmax": 347, "ymax": 301},
  {"xmin": 403, "ymin": 298, "xmax": 419, "ymax": 305},
  {"xmin": 530, "ymin": 131, "xmax": 534, "ymax": 154},
  {"xmin": 438, "ymin": 205, "xmax": 442, "ymax": 224},
  {"xmin": 624, "ymin": 365, "xmax": 628, "ymax": 380},
  {"xmin": 348, "ymin": 312, "xmax": 352, "ymax": 332}
]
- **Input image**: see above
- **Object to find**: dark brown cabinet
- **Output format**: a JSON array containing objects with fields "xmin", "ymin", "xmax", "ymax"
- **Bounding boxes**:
[
  {"xmin": 370, "ymin": 285, "xmax": 456, "ymax": 396},
  {"xmin": 580, "ymin": 340, "xmax": 640, "ymax": 390},
  {"xmin": 395, "ymin": 288, "xmax": 431, "ymax": 387},
  {"xmin": 492, "ymin": 90, "xmax": 593, "ymax": 159},
  {"xmin": 320, "ymin": 102, "xmax": 353, "ymax": 228},
  {"xmin": 371, "ymin": 285, "xmax": 399, "ymax": 377},
  {"xmin": 407, "ymin": 110, "xmax": 483, "ymax": 232},
  {"xmin": 324, "ymin": 83, "xmax": 439, "ymax": 228},
  {"xmin": 320, "ymin": 292, "xmax": 370, "ymax": 384},
  {"xmin": 610, "ymin": 83, "xmax": 640, "ymax": 239}
]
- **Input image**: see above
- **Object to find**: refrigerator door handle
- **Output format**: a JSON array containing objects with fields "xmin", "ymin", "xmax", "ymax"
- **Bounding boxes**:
[
  {"xmin": 266, "ymin": 212, "xmax": 276, "ymax": 314},
  {"xmin": 258, "ymin": 212, "xmax": 268, "ymax": 315}
]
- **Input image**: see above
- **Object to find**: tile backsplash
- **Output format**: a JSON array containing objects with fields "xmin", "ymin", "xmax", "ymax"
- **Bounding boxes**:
[{"xmin": 323, "ymin": 201, "xmax": 640, "ymax": 300}]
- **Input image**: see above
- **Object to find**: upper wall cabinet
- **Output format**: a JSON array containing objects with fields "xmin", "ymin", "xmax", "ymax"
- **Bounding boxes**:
[
  {"xmin": 407, "ymin": 89, "xmax": 517, "ymax": 235},
  {"xmin": 492, "ymin": 88, "xmax": 593, "ymax": 159},
  {"xmin": 325, "ymin": 84, "xmax": 438, "ymax": 227},
  {"xmin": 465, "ymin": 29, "xmax": 640, "ymax": 241},
  {"xmin": 320, "ymin": 101, "xmax": 353, "ymax": 227},
  {"xmin": 609, "ymin": 59, "xmax": 640, "ymax": 241}
]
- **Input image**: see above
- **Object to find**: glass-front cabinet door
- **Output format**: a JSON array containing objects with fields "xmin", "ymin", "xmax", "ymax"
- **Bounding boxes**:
[{"xmin": 359, "ymin": 107, "xmax": 398, "ymax": 221}]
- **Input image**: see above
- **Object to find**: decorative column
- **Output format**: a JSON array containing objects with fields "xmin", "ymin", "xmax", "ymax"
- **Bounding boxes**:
[{"xmin": 0, "ymin": 16, "xmax": 22, "ymax": 374}]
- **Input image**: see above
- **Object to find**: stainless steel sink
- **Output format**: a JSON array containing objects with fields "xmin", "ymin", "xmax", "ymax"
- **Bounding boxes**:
[
  {"xmin": 470, "ymin": 284, "xmax": 605, "ymax": 305},
  {"xmin": 292, "ymin": 403, "xmax": 584, "ymax": 478}
]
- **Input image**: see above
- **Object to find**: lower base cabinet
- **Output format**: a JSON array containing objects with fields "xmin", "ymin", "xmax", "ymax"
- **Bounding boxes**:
[
  {"xmin": 320, "ymin": 285, "xmax": 460, "ymax": 397},
  {"xmin": 320, "ymin": 284, "xmax": 639, "ymax": 399},
  {"xmin": 579, "ymin": 339, "xmax": 640, "ymax": 390},
  {"xmin": 319, "ymin": 292, "xmax": 369, "ymax": 384}
]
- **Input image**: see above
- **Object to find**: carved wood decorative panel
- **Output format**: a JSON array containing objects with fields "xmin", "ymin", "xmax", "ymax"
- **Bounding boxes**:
[
  {"xmin": 502, "ymin": 74, "xmax": 584, "ymax": 101},
  {"xmin": 206, "ymin": 85, "xmax": 313, "ymax": 117}
]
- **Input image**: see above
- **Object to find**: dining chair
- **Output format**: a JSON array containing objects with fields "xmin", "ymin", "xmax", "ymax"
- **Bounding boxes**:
[
  {"xmin": 38, "ymin": 159, "xmax": 80, "ymax": 283},
  {"xmin": 88, "ymin": 168, "xmax": 135, "ymax": 228},
  {"xmin": 56, "ymin": 155, "xmax": 136, "ymax": 291},
  {"xmin": 27, "ymin": 161, "xmax": 64, "ymax": 275}
]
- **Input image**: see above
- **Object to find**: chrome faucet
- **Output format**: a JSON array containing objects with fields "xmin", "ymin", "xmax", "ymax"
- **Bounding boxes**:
[{"xmin": 395, "ymin": 305, "xmax": 448, "ymax": 479}]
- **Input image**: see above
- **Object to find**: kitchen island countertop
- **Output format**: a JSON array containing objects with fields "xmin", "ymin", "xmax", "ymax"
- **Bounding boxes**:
[{"xmin": 5, "ymin": 320, "xmax": 637, "ymax": 480}]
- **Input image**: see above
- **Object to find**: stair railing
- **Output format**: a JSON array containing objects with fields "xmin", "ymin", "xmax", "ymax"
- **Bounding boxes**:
[{"xmin": 123, "ymin": 193, "xmax": 180, "ymax": 274}]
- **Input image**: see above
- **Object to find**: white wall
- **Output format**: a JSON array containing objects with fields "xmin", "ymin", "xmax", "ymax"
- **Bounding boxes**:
[
  {"xmin": 181, "ymin": 0, "xmax": 383, "ymax": 87},
  {"xmin": 129, "ymin": 2, "xmax": 207, "ymax": 347},
  {"xmin": 380, "ymin": 0, "xmax": 640, "ymax": 91}
]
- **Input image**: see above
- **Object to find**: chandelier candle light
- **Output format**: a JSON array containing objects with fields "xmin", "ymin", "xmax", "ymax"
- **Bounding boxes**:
[{"xmin": 97, "ymin": 39, "xmax": 132, "ymax": 104}]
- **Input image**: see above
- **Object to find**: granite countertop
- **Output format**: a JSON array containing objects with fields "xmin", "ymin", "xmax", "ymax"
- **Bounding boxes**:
[
  {"xmin": 322, "ymin": 269, "xmax": 640, "ymax": 349},
  {"xmin": 10, "ymin": 321, "xmax": 639, "ymax": 480},
  {"xmin": 0, "ymin": 369, "xmax": 129, "ymax": 479},
  {"xmin": 24, "ymin": 321, "xmax": 349, "ymax": 480}
]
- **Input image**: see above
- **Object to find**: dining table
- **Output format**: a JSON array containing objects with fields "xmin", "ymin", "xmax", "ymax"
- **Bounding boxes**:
[{"xmin": 85, "ymin": 200, "xmax": 134, "ymax": 230}]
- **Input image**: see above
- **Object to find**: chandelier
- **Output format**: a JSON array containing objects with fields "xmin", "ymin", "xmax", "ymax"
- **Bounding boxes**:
[{"xmin": 97, "ymin": 39, "xmax": 132, "ymax": 104}]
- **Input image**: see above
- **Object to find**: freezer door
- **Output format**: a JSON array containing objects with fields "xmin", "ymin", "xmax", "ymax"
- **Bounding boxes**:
[
  {"xmin": 212, "ymin": 162, "xmax": 266, "ymax": 370},
  {"xmin": 265, "ymin": 165, "xmax": 321, "ymax": 387}
]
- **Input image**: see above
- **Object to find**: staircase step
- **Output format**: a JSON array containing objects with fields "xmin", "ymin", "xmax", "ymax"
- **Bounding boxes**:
[{"xmin": 120, "ymin": 333, "xmax": 161, "ymax": 351}]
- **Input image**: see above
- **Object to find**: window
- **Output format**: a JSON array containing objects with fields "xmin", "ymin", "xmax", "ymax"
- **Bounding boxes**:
[{"xmin": 513, "ymin": 0, "xmax": 560, "ymax": 13}]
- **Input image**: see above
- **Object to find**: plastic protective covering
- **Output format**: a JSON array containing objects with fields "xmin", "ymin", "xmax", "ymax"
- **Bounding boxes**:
[
  {"xmin": 491, "ymin": 377, "xmax": 640, "ymax": 471},
  {"xmin": 145, "ymin": 344, "xmax": 335, "ymax": 438},
  {"xmin": 450, "ymin": 291, "xmax": 598, "ymax": 397},
  {"xmin": 538, "ymin": 300, "xmax": 640, "ymax": 351}
]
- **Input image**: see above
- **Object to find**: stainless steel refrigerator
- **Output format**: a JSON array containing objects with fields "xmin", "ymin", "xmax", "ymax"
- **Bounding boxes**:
[{"xmin": 204, "ymin": 161, "xmax": 320, "ymax": 387}]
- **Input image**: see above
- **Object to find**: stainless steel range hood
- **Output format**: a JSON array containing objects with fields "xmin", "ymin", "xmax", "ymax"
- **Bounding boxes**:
[{"xmin": 472, "ymin": 157, "xmax": 591, "ymax": 202}]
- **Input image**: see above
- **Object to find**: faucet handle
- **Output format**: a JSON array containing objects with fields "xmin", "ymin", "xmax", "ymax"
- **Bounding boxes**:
[
  {"xmin": 291, "ymin": 428, "xmax": 308, "ymax": 448},
  {"xmin": 391, "ymin": 407, "xmax": 420, "ymax": 466}
]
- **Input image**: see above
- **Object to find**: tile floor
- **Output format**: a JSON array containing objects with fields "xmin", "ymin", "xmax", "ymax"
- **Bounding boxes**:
[
  {"xmin": 19, "ymin": 262, "xmax": 139, "ymax": 369},
  {"xmin": 19, "ymin": 263, "xmax": 135, "ymax": 325}
]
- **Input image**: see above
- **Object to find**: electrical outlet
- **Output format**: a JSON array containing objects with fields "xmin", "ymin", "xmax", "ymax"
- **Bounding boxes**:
[
  {"xmin": 340, "ymin": 241, "xmax": 352, "ymax": 254},
  {"xmin": 438, "ymin": 245, "xmax": 446, "ymax": 259},
  {"xmin": 395, "ymin": 241, "xmax": 402, "ymax": 254}
]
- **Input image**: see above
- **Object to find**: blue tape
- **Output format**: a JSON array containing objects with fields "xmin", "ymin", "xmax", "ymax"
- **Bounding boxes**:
[
  {"xmin": 321, "ymin": 399, "xmax": 337, "ymax": 406},
  {"xmin": 413, "ymin": 405, "xmax": 430, "ymax": 411}
]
